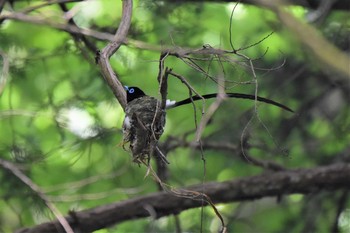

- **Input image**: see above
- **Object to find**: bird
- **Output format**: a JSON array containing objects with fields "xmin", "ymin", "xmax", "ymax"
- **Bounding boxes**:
[
  {"xmin": 122, "ymin": 86, "xmax": 293, "ymax": 164},
  {"xmin": 123, "ymin": 86, "xmax": 166, "ymax": 164}
]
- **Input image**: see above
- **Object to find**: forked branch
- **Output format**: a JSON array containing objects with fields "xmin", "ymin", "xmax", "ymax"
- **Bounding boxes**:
[{"xmin": 96, "ymin": 0, "xmax": 133, "ymax": 109}]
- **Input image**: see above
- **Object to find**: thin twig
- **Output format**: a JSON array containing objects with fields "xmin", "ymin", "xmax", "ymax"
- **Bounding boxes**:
[
  {"xmin": 17, "ymin": 163, "xmax": 350, "ymax": 233},
  {"xmin": 0, "ymin": 12, "xmax": 115, "ymax": 40},
  {"xmin": 168, "ymin": 71, "xmax": 204, "ymax": 102},
  {"xmin": 228, "ymin": 1, "xmax": 240, "ymax": 51},
  {"xmin": 19, "ymin": 0, "xmax": 83, "ymax": 13},
  {"xmin": 162, "ymin": 136, "xmax": 286, "ymax": 171},
  {"xmin": 195, "ymin": 61, "xmax": 226, "ymax": 141},
  {"xmin": 43, "ymin": 169, "xmax": 128, "ymax": 193},
  {"xmin": 0, "ymin": 159, "xmax": 74, "ymax": 233}
]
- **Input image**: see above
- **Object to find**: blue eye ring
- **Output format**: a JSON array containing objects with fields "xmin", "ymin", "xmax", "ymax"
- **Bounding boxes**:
[{"xmin": 129, "ymin": 88, "xmax": 134, "ymax": 94}]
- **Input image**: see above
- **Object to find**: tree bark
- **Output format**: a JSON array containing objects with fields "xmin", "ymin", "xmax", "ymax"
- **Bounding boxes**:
[{"xmin": 16, "ymin": 162, "xmax": 350, "ymax": 233}]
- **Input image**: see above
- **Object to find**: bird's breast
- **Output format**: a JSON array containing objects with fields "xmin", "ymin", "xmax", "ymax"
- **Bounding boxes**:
[{"xmin": 123, "ymin": 96, "xmax": 166, "ymax": 133}]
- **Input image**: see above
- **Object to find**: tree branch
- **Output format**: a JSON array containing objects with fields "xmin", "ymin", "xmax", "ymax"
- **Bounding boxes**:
[
  {"xmin": 0, "ymin": 49, "xmax": 9, "ymax": 96},
  {"xmin": 166, "ymin": 0, "xmax": 349, "ymax": 11},
  {"xmin": 161, "ymin": 137, "xmax": 286, "ymax": 171},
  {"xmin": 1, "ymin": 1, "xmax": 132, "ymax": 109},
  {"xmin": 16, "ymin": 162, "xmax": 350, "ymax": 233},
  {"xmin": 253, "ymin": 0, "xmax": 350, "ymax": 80},
  {"xmin": 0, "ymin": 159, "xmax": 74, "ymax": 233},
  {"xmin": 96, "ymin": 0, "xmax": 133, "ymax": 109},
  {"xmin": 0, "ymin": 12, "xmax": 116, "ymax": 40}
]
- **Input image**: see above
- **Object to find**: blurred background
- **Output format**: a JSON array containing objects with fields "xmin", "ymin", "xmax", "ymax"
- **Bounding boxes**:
[{"xmin": 0, "ymin": 0, "xmax": 349, "ymax": 232}]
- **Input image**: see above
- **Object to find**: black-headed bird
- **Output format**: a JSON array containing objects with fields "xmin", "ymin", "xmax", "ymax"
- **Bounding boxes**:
[{"xmin": 123, "ymin": 86, "xmax": 293, "ymax": 164}]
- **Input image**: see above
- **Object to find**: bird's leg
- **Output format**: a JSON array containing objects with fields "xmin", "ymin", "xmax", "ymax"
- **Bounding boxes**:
[{"xmin": 117, "ymin": 140, "xmax": 130, "ymax": 151}]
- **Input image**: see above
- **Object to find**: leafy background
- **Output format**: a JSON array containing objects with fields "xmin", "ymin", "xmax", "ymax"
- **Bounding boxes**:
[{"xmin": 0, "ymin": 0, "xmax": 349, "ymax": 232}]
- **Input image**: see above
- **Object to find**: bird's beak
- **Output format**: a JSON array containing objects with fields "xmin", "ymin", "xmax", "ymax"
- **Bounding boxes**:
[{"xmin": 124, "ymin": 86, "xmax": 129, "ymax": 91}]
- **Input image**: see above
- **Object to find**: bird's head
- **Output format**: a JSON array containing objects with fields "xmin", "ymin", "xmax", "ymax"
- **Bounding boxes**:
[{"xmin": 124, "ymin": 86, "xmax": 146, "ymax": 103}]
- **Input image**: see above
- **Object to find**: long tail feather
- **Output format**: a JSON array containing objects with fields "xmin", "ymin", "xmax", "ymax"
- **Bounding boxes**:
[{"xmin": 167, "ymin": 93, "xmax": 294, "ymax": 113}]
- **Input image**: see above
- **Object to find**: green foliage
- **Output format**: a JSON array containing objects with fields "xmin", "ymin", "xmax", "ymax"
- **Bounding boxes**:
[{"xmin": 0, "ymin": 1, "xmax": 349, "ymax": 233}]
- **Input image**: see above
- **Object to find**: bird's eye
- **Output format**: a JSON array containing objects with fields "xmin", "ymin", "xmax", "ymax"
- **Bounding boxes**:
[{"xmin": 129, "ymin": 88, "xmax": 134, "ymax": 94}]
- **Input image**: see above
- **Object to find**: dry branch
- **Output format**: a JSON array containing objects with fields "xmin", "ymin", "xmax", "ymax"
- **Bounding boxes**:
[
  {"xmin": 0, "ymin": 159, "xmax": 74, "ymax": 233},
  {"xmin": 96, "ymin": 0, "xmax": 133, "ymax": 109},
  {"xmin": 16, "ymin": 162, "xmax": 350, "ymax": 233},
  {"xmin": 161, "ymin": 138, "xmax": 286, "ymax": 171},
  {"xmin": 254, "ymin": 0, "xmax": 350, "ymax": 80},
  {"xmin": 0, "ymin": 12, "xmax": 250, "ymax": 57},
  {"xmin": 0, "ymin": 12, "xmax": 115, "ymax": 40}
]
